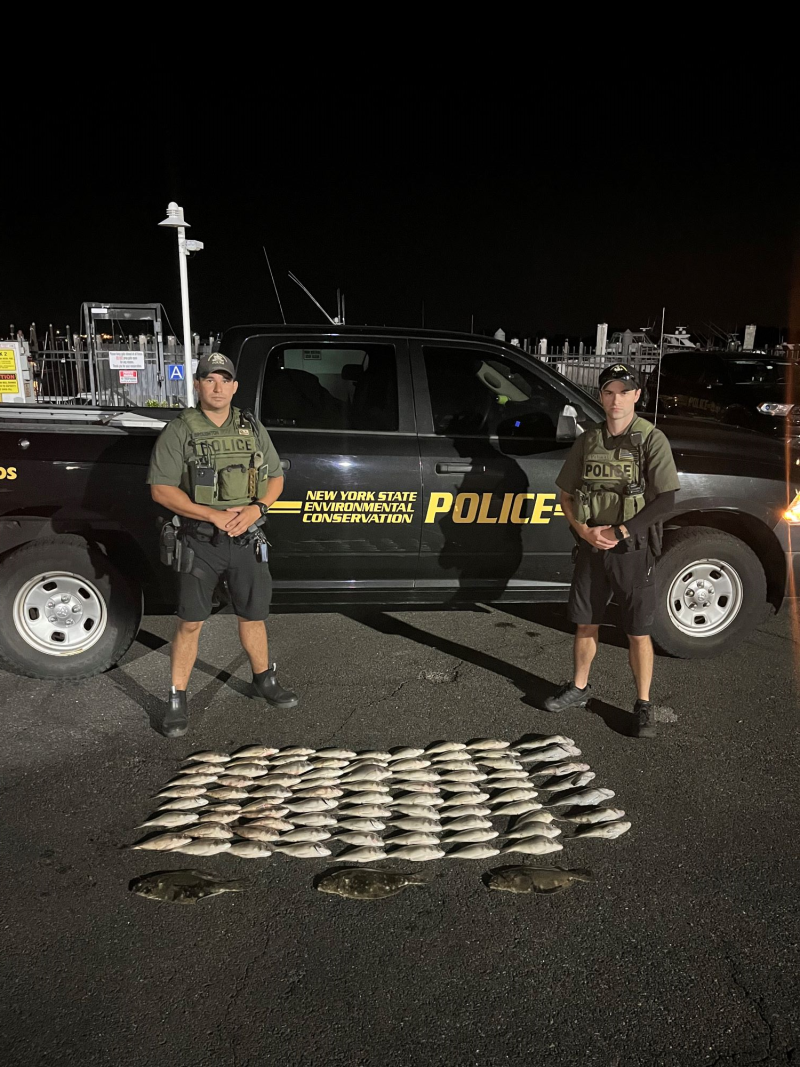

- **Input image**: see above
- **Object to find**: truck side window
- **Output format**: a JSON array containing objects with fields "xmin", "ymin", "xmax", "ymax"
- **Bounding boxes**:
[
  {"xmin": 423, "ymin": 347, "xmax": 567, "ymax": 439},
  {"xmin": 257, "ymin": 343, "xmax": 399, "ymax": 431}
]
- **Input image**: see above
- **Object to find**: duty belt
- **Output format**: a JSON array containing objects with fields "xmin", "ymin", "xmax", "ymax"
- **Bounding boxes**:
[{"xmin": 180, "ymin": 517, "xmax": 265, "ymax": 547}]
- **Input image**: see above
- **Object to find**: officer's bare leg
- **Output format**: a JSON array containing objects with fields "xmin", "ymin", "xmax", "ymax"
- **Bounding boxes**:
[
  {"xmin": 171, "ymin": 620, "xmax": 204, "ymax": 689},
  {"xmin": 627, "ymin": 634, "xmax": 653, "ymax": 701},
  {"xmin": 573, "ymin": 624, "xmax": 599, "ymax": 688},
  {"xmin": 238, "ymin": 618, "xmax": 269, "ymax": 674}
]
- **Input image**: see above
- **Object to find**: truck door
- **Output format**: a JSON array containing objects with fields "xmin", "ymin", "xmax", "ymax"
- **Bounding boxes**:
[
  {"xmin": 411, "ymin": 341, "xmax": 593, "ymax": 600},
  {"xmin": 244, "ymin": 334, "xmax": 421, "ymax": 602}
]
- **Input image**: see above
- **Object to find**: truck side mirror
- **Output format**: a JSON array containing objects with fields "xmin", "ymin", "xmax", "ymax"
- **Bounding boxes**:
[{"xmin": 556, "ymin": 404, "xmax": 582, "ymax": 441}]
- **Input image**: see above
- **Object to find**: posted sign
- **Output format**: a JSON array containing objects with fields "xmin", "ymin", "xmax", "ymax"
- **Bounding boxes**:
[
  {"xmin": 108, "ymin": 351, "xmax": 145, "ymax": 370},
  {"xmin": 119, "ymin": 369, "xmax": 139, "ymax": 384},
  {"xmin": 0, "ymin": 348, "xmax": 21, "ymax": 396}
]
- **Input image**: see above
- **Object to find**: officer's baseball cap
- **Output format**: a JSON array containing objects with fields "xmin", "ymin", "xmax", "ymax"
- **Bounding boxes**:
[
  {"xmin": 196, "ymin": 352, "xmax": 236, "ymax": 380},
  {"xmin": 598, "ymin": 363, "xmax": 640, "ymax": 389}
]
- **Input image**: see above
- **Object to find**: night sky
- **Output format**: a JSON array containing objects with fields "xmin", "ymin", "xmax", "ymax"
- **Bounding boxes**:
[{"xmin": 5, "ymin": 72, "xmax": 799, "ymax": 344}]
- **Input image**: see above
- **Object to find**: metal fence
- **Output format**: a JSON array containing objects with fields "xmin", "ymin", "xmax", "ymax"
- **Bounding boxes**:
[{"xmin": 539, "ymin": 350, "xmax": 659, "ymax": 397}]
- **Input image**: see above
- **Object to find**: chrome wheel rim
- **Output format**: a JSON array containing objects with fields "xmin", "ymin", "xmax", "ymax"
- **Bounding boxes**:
[
  {"xmin": 666, "ymin": 557, "xmax": 744, "ymax": 638},
  {"xmin": 13, "ymin": 571, "xmax": 107, "ymax": 656}
]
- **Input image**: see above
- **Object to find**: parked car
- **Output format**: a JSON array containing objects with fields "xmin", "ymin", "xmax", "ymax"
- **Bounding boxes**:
[{"xmin": 646, "ymin": 351, "xmax": 800, "ymax": 438}]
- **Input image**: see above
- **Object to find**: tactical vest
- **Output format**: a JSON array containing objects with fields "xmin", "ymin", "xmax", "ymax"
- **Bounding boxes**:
[
  {"xmin": 572, "ymin": 416, "xmax": 655, "ymax": 526},
  {"xmin": 180, "ymin": 407, "xmax": 268, "ymax": 508}
]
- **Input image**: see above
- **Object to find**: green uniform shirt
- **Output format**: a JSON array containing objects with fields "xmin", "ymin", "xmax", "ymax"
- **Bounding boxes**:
[
  {"xmin": 556, "ymin": 419, "xmax": 681, "ymax": 504},
  {"xmin": 147, "ymin": 408, "xmax": 282, "ymax": 509}
]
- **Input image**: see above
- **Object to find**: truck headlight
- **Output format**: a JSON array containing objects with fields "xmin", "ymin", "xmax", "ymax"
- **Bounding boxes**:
[
  {"xmin": 785, "ymin": 491, "xmax": 800, "ymax": 523},
  {"xmin": 758, "ymin": 402, "xmax": 795, "ymax": 416}
]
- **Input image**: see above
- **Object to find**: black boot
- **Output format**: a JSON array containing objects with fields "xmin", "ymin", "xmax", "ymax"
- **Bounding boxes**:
[
  {"xmin": 252, "ymin": 664, "xmax": 299, "ymax": 709},
  {"xmin": 633, "ymin": 698, "xmax": 656, "ymax": 738},
  {"xmin": 160, "ymin": 687, "xmax": 188, "ymax": 738},
  {"xmin": 543, "ymin": 681, "xmax": 591, "ymax": 713}
]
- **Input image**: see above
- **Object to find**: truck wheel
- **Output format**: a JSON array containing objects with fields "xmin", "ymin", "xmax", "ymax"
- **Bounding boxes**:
[
  {"xmin": 0, "ymin": 536, "xmax": 142, "ymax": 680},
  {"xmin": 652, "ymin": 527, "xmax": 767, "ymax": 658}
]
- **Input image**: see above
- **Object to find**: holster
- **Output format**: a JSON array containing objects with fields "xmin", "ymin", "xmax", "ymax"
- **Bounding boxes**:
[{"xmin": 159, "ymin": 519, "xmax": 196, "ymax": 572}]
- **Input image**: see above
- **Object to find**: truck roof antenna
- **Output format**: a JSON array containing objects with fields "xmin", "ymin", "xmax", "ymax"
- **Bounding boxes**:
[
  {"xmin": 653, "ymin": 306, "xmax": 666, "ymax": 427},
  {"xmin": 263, "ymin": 247, "xmax": 286, "ymax": 324},
  {"xmin": 288, "ymin": 271, "xmax": 337, "ymax": 325}
]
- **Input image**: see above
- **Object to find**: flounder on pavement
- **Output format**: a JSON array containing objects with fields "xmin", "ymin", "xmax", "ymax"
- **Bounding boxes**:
[
  {"xmin": 316, "ymin": 867, "xmax": 428, "ymax": 900},
  {"xmin": 485, "ymin": 865, "xmax": 592, "ymax": 894},
  {"xmin": 130, "ymin": 868, "xmax": 248, "ymax": 904}
]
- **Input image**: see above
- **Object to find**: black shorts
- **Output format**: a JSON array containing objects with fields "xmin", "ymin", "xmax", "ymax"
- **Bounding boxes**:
[
  {"xmin": 177, "ymin": 533, "xmax": 272, "ymax": 623},
  {"xmin": 568, "ymin": 542, "xmax": 656, "ymax": 636}
]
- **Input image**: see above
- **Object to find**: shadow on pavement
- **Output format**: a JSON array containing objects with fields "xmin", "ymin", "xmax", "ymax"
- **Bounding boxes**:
[
  {"xmin": 587, "ymin": 697, "xmax": 638, "ymax": 737},
  {"xmin": 498, "ymin": 603, "xmax": 632, "ymax": 651},
  {"xmin": 352, "ymin": 611, "xmax": 562, "ymax": 711}
]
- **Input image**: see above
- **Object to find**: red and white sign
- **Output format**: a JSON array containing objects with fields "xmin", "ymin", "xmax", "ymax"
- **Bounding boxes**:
[{"xmin": 119, "ymin": 369, "xmax": 139, "ymax": 383}]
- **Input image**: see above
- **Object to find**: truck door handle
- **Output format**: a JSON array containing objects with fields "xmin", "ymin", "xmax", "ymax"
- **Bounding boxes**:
[
  {"xmin": 280, "ymin": 460, "xmax": 291, "ymax": 470},
  {"xmin": 435, "ymin": 462, "xmax": 483, "ymax": 474}
]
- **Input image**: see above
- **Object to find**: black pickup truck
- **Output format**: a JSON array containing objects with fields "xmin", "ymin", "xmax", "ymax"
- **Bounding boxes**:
[{"xmin": 0, "ymin": 324, "xmax": 798, "ymax": 680}]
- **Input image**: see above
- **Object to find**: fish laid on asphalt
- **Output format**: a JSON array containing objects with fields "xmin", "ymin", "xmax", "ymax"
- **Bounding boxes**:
[
  {"xmin": 440, "ymin": 792, "xmax": 490, "ymax": 807},
  {"xmin": 260, "ymin": 774, "xmax": 301, "ymax": 787},
  {"xmin": 466, "ymin": 739, "xmax": 510, "ymax": 751},
  {"xmin": 227, "ymin": 842, "xmax": 273, "ymax": 858},
  {"xmin": 433, "ymin": 760, "xmax": 477, "ymax": 772},
  {"xmin": 341, "ymin": 781, "xmax": 390, "ymax": 794},
  {"xmin": 312, "ymin": 759, "xmax": 350, "ymax": 770},
  {"xmin": 240, "ymin": 799, "xmax": 283, "ymax": 815},
  {"xmin": 356, "ymin": 750, "xmax": 392, "ymax": 761},
  {"xmin": 337, "ymin": 818, "xmax": 386, "ymax": 832},
  {"xmin": 536, "ymin": 771, "xmax": 596, "ymax": 792},
  {"xmin": 557, "ymin": 807, "xmax": 626, "ymax": 825},
  {"xmin": 247, "ymin": 817, "xmax": 294, "ymax": 831},
  {"xmin": 285, "ymin": 799, "xmax": 339, "ymax": 813},
  {"xmin": 241, "ymin": 805, "xmax": 290, "ymax": 820},
  {"xmin": 278, "ymin": 746, "xmax": 316, "ymax": 757},
  {"xmin": 445, "ymin": 844, "xmax": 501, "ymax": 859},
  {"xmin": 217, "ymin": 776, "xmax": 259, "ymax": 788},
  {"xmin": 206, "ymin": 788, "xmax": 250, "ymax": 801},
  {"xmin": 197, "ymin": 811, "xmax": 243, "ymax": 824},
  {"xmin": 390, "ymin": 782, "xmax": 440, "ymax": 796},
  {"xmin": 337, "ymin": 805, "xmax": 393, "ymax": 819},
  {"xmin": 223, "ymin": 764, "xmax": 266, "ymax": 778},
  {"xmin": 338, "ymin": 846, "xmax": 389, "ymax": 863},
  {"xmin": 391, "ymin": 770, "xmax": 440, "ymax": 783},
  {"xmin": 130, "ymin": 833, "xmax": 194, "ymax": 851},
  {"xmin": 439, "ymin": 770, "xmax": 487, "ymax": 784},
  {"xmin": 333, "ymin": 832, "xmax": 385, "ymax": 847},
  {"xmin": 424, "ymin": 741, "xmax": 468, "ymax": 755},
  {"xmin": 428, "ymin": 750, "xmax": 472, "ymax": 763},
  {"xmin": 392, "ymin": 794, "xmax": 444, "ymax": 808},
  {"xmin": 514, "ymin": 736, "xmax": 575, "ymax": 750},
  {"xmin": 549, "ymin": 787, "xmax": 615, "ymax": 808},
  {"xmin": 522, "ymin": 745, "xmax": 581, "ymax": 764},
  {"xmin": 279, "ymin": 828, "xmax": 332, "ymax": 844},
  {"xmin": 292, "ymin": 786, "xmax": 344, "ymax": 799},
  {"xmin": 233, "ymin": 745, "xmax": 280, "ymax": 758},
  {"xmin": 514, "ymin": 810, "xmax": 555, "ymax": 825},
  {"xmin": 489, "ymin": 788, "xmax": 539, "ymax": 804},
  {"xmin": 389, "ymin": 747, "xmax": 426, "ymax": 759},
  {"xmin": 315, "ymin": 748, "xmax": 357, "ymax": 759},
  {"xmin": 438, "ymin": 782, "xmax": 481, "ymax": 794},
  {"xmin": 486, "ymin": 865, "xmax": 591, "ymax": 894},
  {"xmin": 444, "ymin": 815, "xmax": 492, "ymax": 831},
  {"xmin": 136, "ymin": 812, "xmax": 200, "ymax": 830},
  {"xmin": 173, "ymin": 841, "xmax": 232, "ymax": 856},
  {"xmin": 165, "ymin": 773, "xmax": 218, "ymax": 787},
  {"xmin": 485, "ymin": 771, "xmax": 529, "ymax": 785},
  {"xmin": 476, "ymin": 758, "xmax": 523, "ymax": 771},
  {"xmin": 501, "ymin": 838, "xmax": 563, "ymax": 856},
  {"xmin": 274, "ymin": 843, "xmax": 332, "ymax": 858},
  {"xmin": 391, "ymin": 817, "xmax": 443, "ymax": 832},
  {"xmin": 388, "ymin": 845, "xmax": 445, "ymax": 861},
  {"xmin": 387, "ymin": 832, "xmax": 442, "ymax": 847},
  {"xmin": 529, "ymin": 761, "xmax": 590, "ymax": 778},
  {"xmin": 340, "ymin": 790, "xmax": 391, "ymax": 805},
  {"xmin": 177, "ymin": 763, "xmax": 226, "ymax": 776},
  {"xmin": 503, "ymin": 823, "xmax": 562, "ymax": 840},
  {"xmin": 273, "ymin": 760, "xmax": 314, "ymax": 774},
  {"xmin": 157, "ymin": 797, "xmax": 209, "ymax": 811},
  {"xmin": 251, "ymin": 785, "xmax": 293, "ymax": 798},
  {"xmin": 184, "ymin": 751, "xmax": 231, "ymax": 764},
  {"xmin": 317, "ymin": 867, "xmax": 428, "ymax": 900},
  {"xmin": 439, "ymin": 804, "xmax": 491, "ymax": 818},
  {"xmin": 154, "ymin": 785, "xmax": 207, "ymax": 799},
  {"xmin": 289, "ymin": 813, "xmax": 338, "ymax": 827},
  {"xmin": 299, "ymin": 768, "xmax": 342, "ymax": 781},
  {"xmin": 492, "ymin": 801, "xmax": 543, "ymax": 817},
  {"xmin": 441, "ymin": 829, "xmax": 499, "ymax": 845},
  {"xmin": 187, "ymin": 823, "xmax": 234, "ymax": 840},
  {"xmin": 234, "ymin": 826, "xmax": 282, "ymax": 842},
  {"xmin": 130, "ymin": 868, "xmax": 247, "ymax": 904},
  {"xmin": 390, "ymin": 758, "xmax": 432, "ymax": 772},
  {"xmin": 339, "ymin": 767, "xmax": 391, "ymax": 783},
  {"xmin": 572, "ymin": 820, "xmax": 631, "ymax": 839}
]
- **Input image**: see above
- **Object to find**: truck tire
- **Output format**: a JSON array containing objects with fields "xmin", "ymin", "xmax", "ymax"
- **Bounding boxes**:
[
  {"xmin": 0, "ymin": 536, "xmax": 142, "ymax": 680},
  {"xmin": 652, "ymin": 527, "xmax": 767, "ymax": 658}
]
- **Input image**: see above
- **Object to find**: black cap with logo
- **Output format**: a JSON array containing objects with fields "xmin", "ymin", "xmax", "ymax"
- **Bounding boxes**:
[
  {"xmin": 598, "ymin": 363, "xmax": 640, "ymax": 388},
  {"xmin": 196, "ymin": 352, "xmax": 236, "ymax": 380}
]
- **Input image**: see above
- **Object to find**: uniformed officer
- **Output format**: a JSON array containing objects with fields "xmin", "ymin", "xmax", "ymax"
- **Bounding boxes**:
[
  {"xmin": 147, "ymin": 352, "xmax": 298, "ymax": 738},
  {"xmin": 544, "ymin": 363, "xmax": 681, "ymax": 737}
]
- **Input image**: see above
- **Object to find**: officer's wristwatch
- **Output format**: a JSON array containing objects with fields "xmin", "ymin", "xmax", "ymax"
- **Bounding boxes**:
[{"xmin": 255, "ymin": 502, "xmax": 270, "ymax": 520}]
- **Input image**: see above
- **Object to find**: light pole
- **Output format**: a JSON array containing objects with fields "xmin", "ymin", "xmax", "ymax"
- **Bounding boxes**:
[{"xmin": 158, "ymin": 202, "xmax": 203, "ymax": 407}]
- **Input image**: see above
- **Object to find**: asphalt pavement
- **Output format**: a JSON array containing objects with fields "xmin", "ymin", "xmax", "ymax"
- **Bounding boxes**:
[{"xmin": 2, "ymin": 601, "xmax": 798, "ymax": 1067}]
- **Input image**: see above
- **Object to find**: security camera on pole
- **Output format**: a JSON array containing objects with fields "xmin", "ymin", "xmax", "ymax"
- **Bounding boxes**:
[{"xmin": 158, "ymin": 203, "xmax": 204, "ymax": 407}]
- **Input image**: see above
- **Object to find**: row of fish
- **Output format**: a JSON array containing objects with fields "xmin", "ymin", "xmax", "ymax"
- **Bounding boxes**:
[
  {"xmin": 129, "ymin": 736, "xmax": 631, "ymax": 862},
  {"xmin": 131, "ymin": 864, "xmax": 594, "ymax": 903}
]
